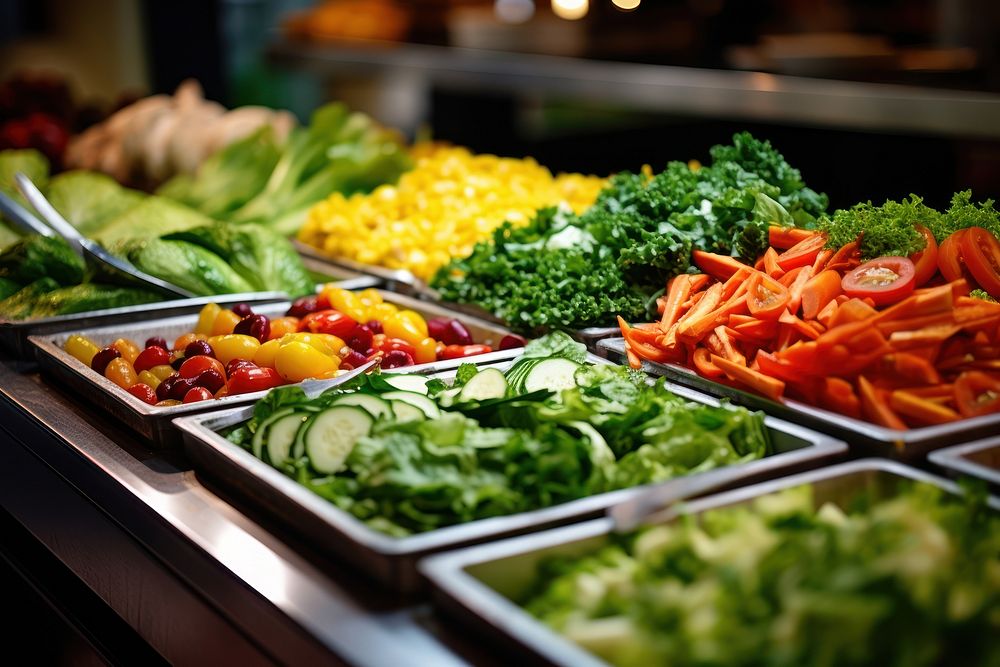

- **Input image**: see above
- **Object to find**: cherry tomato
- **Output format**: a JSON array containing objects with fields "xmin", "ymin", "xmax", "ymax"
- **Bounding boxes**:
[
  {"xmin": 373, "ymin": 334, "xmax": 415, "ymax": 357},
  {"xmin": 298, "ymin": 310, "xmax": 357, "ymax": 338},
  {"xmin": 438, "ymin": 344, "xmax": 493, "ymax": 360},
  {"xmin": 207, "ymin": 334, "xmax": 261, "ymax": 366},
  {"xmin": 173, "ymin": 332, "xmax": 208, "ymax": 352},
  {"xmin": 211, "ymin": 309, "xmax": 242, "ymax": 336},
  {"xmin": 908, "ymin": 225, "xmax": 939, "ymax": 287},
  {"xmin": 269, "ymin": 316, "xmax": 299, "ymax": 340},
  {"xmin": 91, "ymin": 346, "xmax": 121, "ymax": 374},
  {"xmin": 195, "ymin": 369, "xmax": 226, "ymax": 393},
  {"xmin": 105, "ymin": 358, "xmax": 138, "ymax": 389},
  {"xmin": 156, "ymin": 376, "xmax": 190, "ymax": 402},
  {"xmin": 413, "ymin": 337, "xmax": 437, "ymax": 364},
  {"xmin": 253, "ymin": 339, "xmax": 281, "ymax": 368},
  {"xmin": 938, "ymin": 229, "xmax": 973, "ymax": 284},
  {"xmin": 340, "ymin": 349, "xmax": 369, "ymax": 369},
  {"xmin": 286, "ymin": 295, "xmax": 321, "ymax": 318},
  {"xmin": 320, "ymin": 287, "xmax": 368, "ymax": 323},
  {"xmin": 499, "ymin": 334, "xmax": 527, "ymax": 350},
  {"xmin": 346, "ymin": 324, "xmax": 374, "ymax": 352},
  {"xmin": 148, "ymin": 364, "xmax": 176, "ymax": 382},
  {"xmin": 137, "ymin": 370, "xmax": 162, "ymax": 390},
  {"xmin": 954, "ymin": 371, "xmax": 1000, "ymax": 417},
  {"xmin": 179, "ymin": 355, "xmax": 226, "ymax": 379},
  {"xmin": 226, "ymin": 359, "xmax": 258, "ymax": 377},
  {"xmin": 183, "ymin": 386, "xmax": 214, "ymax": 404},
  {"xmin": 231, "ymin": 303, "xmax": 253, "ymax": 318},
  {"xmin": 959, "ymin": 227, "xmax": 1000, "ymax": 298},
  {"xmin": 842, "ymin": 256, "xmax": 916, "ymax": 306},
  {"xmin": 134, "ymin": 346, "xmax": 171, "ymax": 373},
  {"xmin": 357, "ymin": 288, "xmax": 383, "ymax": 307},
  {"xmin": 127, "ymin": 383, "xmax": 157, "ymax": 405},
  {"xmin": 64, "ymin": 334, "xmax": 99, "ymax": 366},
  {"xmin": 111, "ymin": 338, "xmax": 141, "ymax": 364},
  {"xmin": 227, "ymin": 366, "xmax": 284, "ymax": 395},
  {"xmin": 747, "ymin": 272, "xmax": 790, "ymax": 320},
  {"xmin": 274, "ymin": 341, "xmax": 340, "ymax": 383},
  {"xmin": 234, "ymin": 314, "xmax": 271, "ymax": 343},
  {"xmin": 366, "ymin": 319, "xmax": 383, "ymax": 335},
  {"xmin": 381, "ymin": 350, "xmax": 414, "ymax": 369},
  {"xmin": 184, "ymin": 340, "xmax": 214, "ymax": 359},
  {"xmin": 145, "ymin": 336, "xmax": 168, "ymax": 350},
  {"xmin": 195, "ymin": 303, "xmax": 221, "ymax": 335}
]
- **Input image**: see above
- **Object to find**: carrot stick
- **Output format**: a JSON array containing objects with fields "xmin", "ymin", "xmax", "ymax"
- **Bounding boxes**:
[
  {"xmin": 890, "ymin": 390, "xmax": 960, "ymax": 425},
  {"xmin": 858, "ymin": 376, "xmax": 907, "ymax": 429},
  {"xmin": 800, "ymin": 270, "xmax": 843, "ymax": 320},
  {"xmin": 711, "ymin": 354, "xmax": 786, "ymax": 401}
]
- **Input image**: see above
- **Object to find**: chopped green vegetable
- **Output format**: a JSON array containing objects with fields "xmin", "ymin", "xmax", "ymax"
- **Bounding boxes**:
[
  {"xmin": 0, "ymin": 278, "xmax": 60, "ymax": 319},
  {"xmin": 818, "ymin": 194, "xmax": 933, "ymax": 260},
  {"xmin": 228, "ymin": 334, "xmax": 770, "ymax": 536},
  {"xmin": 0, "ymin": 235, "xmax": 85, "ymax": 286},
  {"xmin": 521, "ymin": 482, "xmax": 999, "ymax": 667},
  {"xmin": 115, "ymin": 238, "xmax": 255, "ymax": 296},
  {"xmin": 27, "ymin": 284, "xmax": 160, "ymax": 317},
  {"xmin": 47, "ymin": 170, "xmax": 146, "ymax": 236},
  {"xmin": 932, "ymin": 190, "xmax": 1000, "ymax": 241},
  {"xmin": 0, "ymin": 148, "xmax": 49, "ymax": 246},
  {"xmin": 970, "ymin": 288, "xmax": 997, "ymax": 303},
  {"xmin": 433, "ymin": 133, "xmax": 827, "ymax": 332}
]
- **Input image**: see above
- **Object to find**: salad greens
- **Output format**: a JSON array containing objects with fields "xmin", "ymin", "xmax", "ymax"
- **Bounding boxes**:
[
  {"xmin": 432, "ymin": 132, "xmax": 827, "ymax": 332},
  {"xmin": 227, "ymin": 333, "xmax": 770, "ymax": 536},
  {"xmin": 818, "ymin": 190, "xmax": 1000, "ymax": 260},
  {"xmin": 522, "ymin": 482, "xmax": 999, "ymax": 667}
]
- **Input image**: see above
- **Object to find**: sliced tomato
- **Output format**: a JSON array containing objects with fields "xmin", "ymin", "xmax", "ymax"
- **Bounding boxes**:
[
  {"xmin": 959, "ymin": 226, "xmax": 1000, "ymax": 299},
  {"xmin": 841, "ymin": 256, "xmax": 916, "ymax": 307},
  {"xmin": 908, "ymin": 224, "xmax": 939, "ymax": 287},
  {"xmin": 776, "ymin": 233, "xmax": 828, "ymax": 271},
  {"xmin": 747, "ymin": 272, "xmax": 790, "ymax": 320},
  {"xmin": 937, "ymin": 229, "xmax": 975, "ymax": 285},
  {"xmin": 953, "ymin": 371, "xmax": 1000, "ymax": 417}
]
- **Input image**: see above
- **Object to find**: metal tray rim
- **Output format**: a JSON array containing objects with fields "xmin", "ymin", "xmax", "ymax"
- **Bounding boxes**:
[
  {"xmin": 598, "ymin": 336, "xmax": 1000, "ymax": 447},
  {"xmin": 928, "ymin": 437, "xmax": 1000, "ymax": 487}
]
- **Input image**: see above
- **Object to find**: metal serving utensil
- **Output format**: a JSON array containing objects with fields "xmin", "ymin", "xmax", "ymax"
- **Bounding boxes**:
[
  {"xmin": 14, "ymin": 173, "xmax": 196, "ymax": 299},
  {"xmin": 610, "ymin": 463, "xmax": 767, "ymax": 533},
  {"xmin": 298, "ymin": 358, "xmax": 379, "ymax": 398},
  {"xmin": 0, "ymin": 190, "xmax": 56, "ymax": 237}
]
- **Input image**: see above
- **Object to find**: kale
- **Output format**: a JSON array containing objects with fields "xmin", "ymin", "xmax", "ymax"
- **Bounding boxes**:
[
  {"xmin": 819, "ymin": 195, "xmax": 936, "ymax": 260},
  {"xmin": 433, "ymin": 133, "xmax": 827, "ymax": 332}
]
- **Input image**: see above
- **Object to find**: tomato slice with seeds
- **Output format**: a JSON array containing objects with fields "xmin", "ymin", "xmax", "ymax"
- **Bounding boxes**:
[
  {"xmin": 953, "ymin": 371, "xmax": 1000, "ymax": 418},
  {"xmin": 908, "ymin": 224, "xmax": 939, "ymax": 287},
  {"xmin": 959, "ymin": 226, "xmax": 1000, "ymax": 299},
  {"xmin": 747, "ymin": 272, "xmax": 790, "ymax": 320},
  {"xmin": 938, "ymin": 229, "xmax": 974, "ymax": 284},
  {"xmin": 841, "ymin": 256, "xmax": 916, "ymax": 307}
]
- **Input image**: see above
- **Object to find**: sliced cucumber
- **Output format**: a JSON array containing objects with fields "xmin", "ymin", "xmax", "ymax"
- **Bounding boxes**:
[
  {"xmin": 252, "ymin": 407, "xmax": 297, "ymax": 460},
  {"xmin": 523, "ymin": 358, "xmax": 582, "ymax": 394},
  {"xmin": 390, "ymin": 400, "xmax": 427, "ymax": 422},
  {"xmin": 383, "ymin": 374, "xmax": 430, "ymax": 395},
  {"xmin": 304, "ymin": 405, "xmax": 374, "ymax": 473},
  {"xmin": 458, "ymin": 367, "xmax": 508, "ymax": 402},
  {"xmin": 331, "ymin": 393, "xmax": 393, "ymax": 419},
  {"xmin": 267, "ymin": 412, "xmax": 312, "ymax": 466},
  {"xmin": 381, "ymin": 390, "xmax": 441, "ymax": 419}
]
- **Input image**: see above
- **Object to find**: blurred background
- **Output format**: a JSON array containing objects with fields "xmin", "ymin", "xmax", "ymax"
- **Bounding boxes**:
[{"xmin": 1, "ymin": 0, "xmax": 998, "ymax": 208}]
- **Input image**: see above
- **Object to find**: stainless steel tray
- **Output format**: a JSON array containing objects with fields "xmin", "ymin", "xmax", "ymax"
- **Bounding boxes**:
[
  {"xmin": 30, "ymin": 290, "xmax": 519, "ymax": 447},
  {"xmin": 420, "ymin": 459, "xmax": 998, "ymax": 667},
  {"xmin": 928, "ymin": 437, "xmax": 1000, "ymax": 493},
  {"xmin": 294, "ymin": 241, "xmax": 424, "ymax": 296},
  {"xmin": 0, "ymin": 291, "xmax": 288, "ymax": 360},
  {"xmin": 599, "ymin": 336, "xmax": 1000, "ymax": 461},
  {"xmin": 173, "ymin": 353, "xmax": 846, "ymax": 592}
]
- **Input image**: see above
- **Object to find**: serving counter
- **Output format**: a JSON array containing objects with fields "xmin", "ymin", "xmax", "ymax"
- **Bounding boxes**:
[{"xmin": 0, "ymin": 358, "xmax": 497, "ymax": 666}]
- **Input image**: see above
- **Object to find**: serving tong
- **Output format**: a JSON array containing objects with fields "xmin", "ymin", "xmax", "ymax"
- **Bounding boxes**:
[{"xmin": 10, "ymin": 173, "xmax": 195, "ymax": 299}]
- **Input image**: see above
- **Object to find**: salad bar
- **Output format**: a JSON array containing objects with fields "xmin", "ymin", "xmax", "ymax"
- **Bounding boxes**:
[{"xmin": 2, "ymin": 88, "xmax": 999, "ymax": 666}]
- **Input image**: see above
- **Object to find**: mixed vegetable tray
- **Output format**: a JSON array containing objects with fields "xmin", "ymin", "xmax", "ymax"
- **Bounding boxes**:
[
  {"xmin": 31, "ymin": 288, "xmax": 519, "ymax": 445},
  {"xmin": 174, "ymin": 335, "xmax": 844, "ymax": 590}
]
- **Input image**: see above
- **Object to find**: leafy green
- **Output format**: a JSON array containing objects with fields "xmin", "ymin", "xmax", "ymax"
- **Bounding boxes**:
[
  {"xmin": 164, "ymin": 222, "xmax": 314, "ymax": 297},
  {"xmin": 227, "ymin": 103, "xmax": 411, "ymax": 231},
  {"xmin": 94, "ymin": 196, "xmax": 216, "ymax": 247},
  {"xmin": 156, "ymin": 126, "xmax": 282, "ymax": 218},
  {"xmin": 970, "ymin": 289, "xmax": 997, "ymax": 303},
  {"xmin": 522, "ymin": 330, "xmax": 588, "ymax": 362},
  {"xmin": 26, "ymin": 284, "xmax": 160, "ymax": 317},
  {"xmin": 115, "ymin": 238, "xmax": 255, "ymax": 296},
  {"xmin": 932, "ymin": 190, "xmax": 1000, "ymax": 241},
  {"xmin": 47, "ymin": 170, "xmax": 146, "ymax": 236},
  {"xmin": 230, "ymin": 334, "xmax": 770, "ymax": 536},
  {"xmin": 455, "ymin": 363, "xmax": 479, "ymax": 386},
  {"xmin": 818, "ymin": 194, "xmax": 934, "ymax": 259},
  {"xmin": 521, "ymin": 483, "xmax": 999, "ymax": 667},
  {"xmin": 0, "ymin": 277, "xmax": 20, "ymax": 300},
  {"xmin": 0, "ymin": 148, "xmax": 49, "ymax": 245},
  {"xmin": 0, "ymin": 235, "xmax": 85, "ymax": 286},
  {"xmin": 433, "ymin": 133, "xmax": 827, "ymax": 332},
  {"xmin": 0, "ymin": 278, "xmax": 60, "ymax": 319}
]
